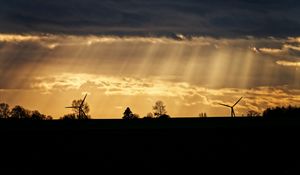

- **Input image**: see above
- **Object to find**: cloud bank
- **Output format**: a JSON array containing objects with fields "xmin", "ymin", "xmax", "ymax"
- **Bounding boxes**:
[{"xmin": 0, "ymin": 0, "xmax": 300, "ymax": 37}]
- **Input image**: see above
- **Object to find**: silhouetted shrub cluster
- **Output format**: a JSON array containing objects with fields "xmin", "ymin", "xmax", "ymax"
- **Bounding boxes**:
[
  {"xmin": 123, "ymin": 100, "xmax": 171, "ymax": 120},
  {"xmin": 60, "ymin": 113, "xmax": 92, "ymax": 120},
  {"xmin": 0, "ymin": 103, "xmax": 52, "ymax": 120},
  {"xmin": 263, "ymin": 106, "xmax": 300, "ymax": 118},
  {"xmin": 247, "ymin": 110, "xmax": 261, "ymax": 117},
  {"xmin": 60, "ymin": 114, "xmax": 77, "ymax": 120}
]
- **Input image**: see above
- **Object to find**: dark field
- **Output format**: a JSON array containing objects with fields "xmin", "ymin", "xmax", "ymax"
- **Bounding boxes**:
[{"xmin": 1, "ymin": 117, "xmax": 300, "ymax": 174}]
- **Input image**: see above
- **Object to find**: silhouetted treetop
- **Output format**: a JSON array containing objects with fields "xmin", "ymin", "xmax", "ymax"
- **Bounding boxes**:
[
  {"xmin": 153, "ymin": 100, "xmax": 167, "ymax": 118},
  {"xmin": 123, "ymin": 107, "xmax": 139, "ymax": 119},
  {"xmin": 0, "ymin": 103, "xmax": 10, "ymax": 119},
  {"xmin": 263, "ymin": 105, "xmax": 300, "ymax": 118},
  {"xmin": 0, "ymin": 102, "xmax": 52, "ymax": 120},
  {"xmin": 31, "ymin": 110, "xmax": 47, "ymax": 120},
  {"xmin": 10, "ymin": 105, "xmax": 31, "ymax": 119}
]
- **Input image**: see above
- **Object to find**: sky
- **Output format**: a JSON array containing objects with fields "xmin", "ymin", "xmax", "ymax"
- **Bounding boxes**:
[{"xmin": 0, "ymin": 0, "xmax": 300, "ymax": 118}]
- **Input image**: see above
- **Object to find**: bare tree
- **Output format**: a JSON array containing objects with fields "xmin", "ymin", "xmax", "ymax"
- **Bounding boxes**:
[{"xmin": 153, "ymin": 101, "xmax": 167, "ymax": 117}]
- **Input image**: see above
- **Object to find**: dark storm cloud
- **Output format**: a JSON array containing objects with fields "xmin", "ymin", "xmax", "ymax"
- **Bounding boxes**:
[{"xmin": 0, "ymin": 0, "xmax": 300, "ymax": 37}]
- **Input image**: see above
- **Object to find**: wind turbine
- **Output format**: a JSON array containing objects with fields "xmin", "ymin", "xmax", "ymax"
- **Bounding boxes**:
[
  {"xmin": 65, "ymin": 94, "xmax": 88, "ymax": 118},
  {"xmin": 217, "ymin": 97, "xmax": 243, "ymax": 117}
]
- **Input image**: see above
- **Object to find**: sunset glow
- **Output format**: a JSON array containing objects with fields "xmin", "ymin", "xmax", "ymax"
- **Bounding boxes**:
[
  {"xmin": 1, "ymin": 34, "xmax": 299, "ymax": 118},
  {"xmin": 1, "ymin": 0, "xmax": 300, "ymax": 118}
]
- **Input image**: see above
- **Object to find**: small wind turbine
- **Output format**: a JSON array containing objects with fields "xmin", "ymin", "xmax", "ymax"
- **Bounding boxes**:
[
  {"xmin": 65, "ymin": 94, "xmax": 88, "ymax": 118},
  {"xmin": 217, "ymin": 97, "xmax": 243, "ymax": 117}
]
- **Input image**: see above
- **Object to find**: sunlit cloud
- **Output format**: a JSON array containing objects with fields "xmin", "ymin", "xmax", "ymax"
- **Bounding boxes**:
[
  {"xmin": 283, "ymin": 44, "xmax": 300, "ymax": 52},
  {"xmin": 259, "ymin": 48, "xmax": 284, "ymax": 54},
  {"xmin": 254, "ymin": 37, "xmax": 300, "ymax": 61},
  {"xmin": 276, "ymin": 61, "xmax": 300, "ymax": 67},
  {"xmin": 27, "ymin": 73, "xmax": 300, "ymax": 116},
  {"xmin": 0, "ymin": 34, "xmax": 41, "ymax": 42}
]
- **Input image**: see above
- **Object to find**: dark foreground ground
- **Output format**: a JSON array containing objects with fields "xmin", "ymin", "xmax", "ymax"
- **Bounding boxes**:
[{"xmin": 1, "ymin": 117, "xmax": 300, "ymax": 174}]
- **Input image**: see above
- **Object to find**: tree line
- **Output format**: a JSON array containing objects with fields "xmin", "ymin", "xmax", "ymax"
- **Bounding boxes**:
[
  {"xmin": 1, "ymin": 100, "xmax": 300, "ymax": 120},
  {"xmin": 0, "ymin": 103, "xmax": 52, "ymax": 120}
]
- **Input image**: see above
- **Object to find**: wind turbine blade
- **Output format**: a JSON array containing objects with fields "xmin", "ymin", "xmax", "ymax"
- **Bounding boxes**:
[
  {"xmin": 80, "ymin": 94, "xmax": 88, "ymax": 107},
  {"xmin": 82, "ymin": 110, "xmax": 87, "ymax": 118},
  {"xmin": 232, "ymin": 97, "xmax": 243, "ymax": 107},
  {"xmin": 217, "ymin": 103, "xmax": 231, "ymax": 108},
  {"xmin": 78, "ymin": 108, "xmax": 87, "ymax": 118}
]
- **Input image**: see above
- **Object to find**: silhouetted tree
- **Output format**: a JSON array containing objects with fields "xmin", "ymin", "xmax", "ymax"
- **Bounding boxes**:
[
  {"xmin": 10, "ymin": 105, "xmax": 30, "ymax": 119},
  {"xmin": 263, "ymin": 105, "xmax": 300, "ymax": 118},
  {"xmin": 153, "ymin": 101, "xmax": 167, "ymax": 118},
  {"xmin": 60, "ymin": 114, "xmax": 77, "ymax": 120},
  {"xmin": 123, "ymin": 107, "xmax": 138, "ymax": 119},
  {"xmin": 247, "ymin": 110, "xmax": 261, "ymax": 117},
  {"xmin": 0, "ymin": 103, "xmax": 10, "ymax": 119},
  {"xmin": 123, "ymin": 107, "xmax": 132, "ymax": 119},
  {"xmin": 31, "ymin": 110, "xmax": 47, "ymax": 120}
]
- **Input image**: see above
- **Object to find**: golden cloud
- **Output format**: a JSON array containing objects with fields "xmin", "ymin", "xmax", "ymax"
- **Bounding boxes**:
[
  {"xmin": 29, "ymin": 73, "xmax": 300, "ymax": 114},
  {"xmin": 276, "ymin": 60, "xmax": 300, "ymax": 67}
]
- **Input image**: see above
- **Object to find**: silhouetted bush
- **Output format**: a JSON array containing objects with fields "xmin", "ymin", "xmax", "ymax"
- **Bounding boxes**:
[
  {"xmin": 60, "ymin": 114, "xmax": 77, "ymax": 120},
  {"xmin": 247, "ymin": 110, "xmax": 261, "ymax": 117},
  {"xmin": 46, "ymin": 116, "xmax": 53, "ymax": 120},
  {"xmin": 263, "ymin": 106, "xmax": 300, "ymax": 118},
  {"xmin": 143, "ymin": 112, "xmax": 154, "ymax": 119},
  {"xmin": 132, "ymin": 113, "xmax": 140, "ymax": 119},
  {"xmin": 158, "ymin": 114, "xmax": 171, "ymax": 119}
]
